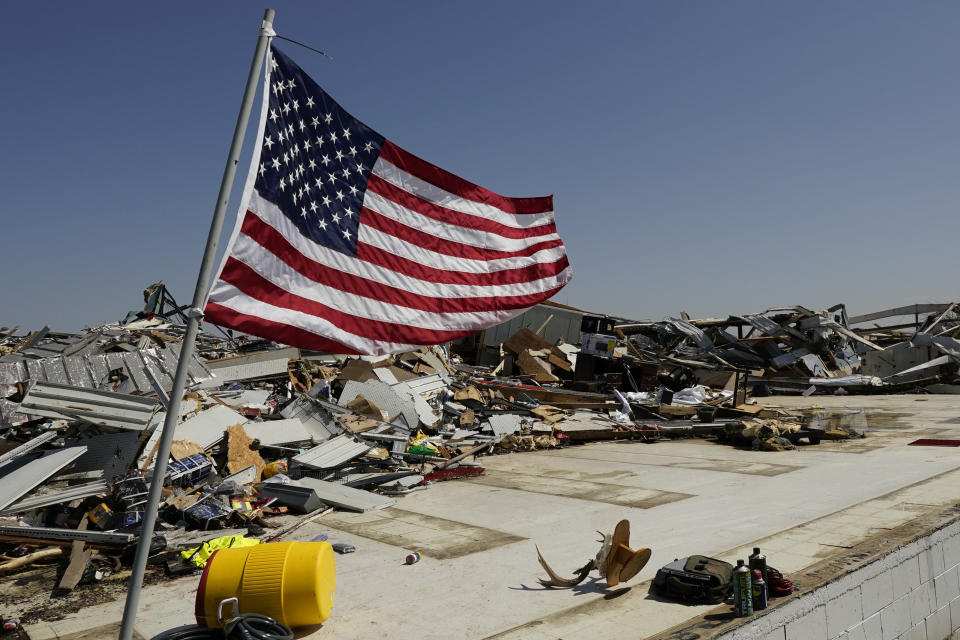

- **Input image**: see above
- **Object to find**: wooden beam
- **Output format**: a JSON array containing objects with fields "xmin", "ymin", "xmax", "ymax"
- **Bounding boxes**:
[
  {"xmin": 58, "ymin": 517, "xmax": 92, "ymax": 591},
  {"xmin": 534, "ymin": 314, "xmax": 554, "ymax": 336},
  {"xmin": 0, "ymin": 547, "xmax": 62, "ymax": 572}
]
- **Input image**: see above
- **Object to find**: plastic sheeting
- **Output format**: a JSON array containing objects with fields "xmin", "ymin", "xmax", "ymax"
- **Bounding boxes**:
[{"xmin": 671, "ymin": 386, "xmax": 733, "ymax": 405}]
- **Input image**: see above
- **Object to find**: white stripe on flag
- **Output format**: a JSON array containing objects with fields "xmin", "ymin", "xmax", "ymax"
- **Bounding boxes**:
[
  {"xmin": 358, "ymin": 226, "xmax": 568, "ymax": 274},
  {"xmin": 372, "ymin": 157, "xmax": 555, "ymax": 227},
  {"xmin": 243, "ymin": 195, "xmax": 571, "ymax": 297},
  {"xmin": 362, "ymin": 190, "xmax": 561, "ymax": 252},
  {"xmin": 223, "ymin": 237, "xmax": 536, "ymax": 330},
  {"xmin": 207, "ymin": 283, "xmax": 421, "ymax": 354}
]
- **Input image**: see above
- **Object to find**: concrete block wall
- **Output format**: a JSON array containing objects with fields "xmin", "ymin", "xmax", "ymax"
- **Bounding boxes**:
[{"xmin": 716, "ymin": 517, "xmax": 960, "ymax": 640}]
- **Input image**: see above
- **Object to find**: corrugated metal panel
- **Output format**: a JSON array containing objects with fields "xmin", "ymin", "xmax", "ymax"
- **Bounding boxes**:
[
  {"xmin": 243, "ymin": 418, "xmax": 314, "ymax": 446},
  {"xmin": 391, "ymin": 377, "xmax": 442, "ymax": 427},
  {"xmin": 0, "ymin": 343, "xmax": 213, "ymax": 395},
  {"xmin": 482, "ymin": 304, "xmax": 585, "ymax": 347},
  {"xmin": 1, "ymin": 480, "xmax": 109, "ymax": 515},
  {"xmin": 280, "ymin": 395, "xmax": 343, "ymax": 441},
  {"xmin": 885, "ymin": 355, "xmax": 951, "ymax": 380},
  {"xmin": 18, "ymin": 381, "xmax": 159, "ymax": 430},
  {"xmin": 176, "ymin": 404, "xmax": 245, "ymax": 446},
  {"xmin": 65, "ymin": 432, "xmax": 142, "ymax": 482},
  {"xmin": 297, "ymin": 476, "xmax": 394, "ymax": 512},
  {"xmin": 0, "ymin": 525, "xmax": 134, "ymax": 545},
  {"xmin": 211, "ymin": 389, "xmax": 273, "ymax": 408},
  {"xmin": 200, "ymin": 347, "xmax": 300, "ymax": 388},
  {"xmin": 293, "ymin": 435, "xmax": 370, "ymax": 470},
  {"xmin": 392, "ymin": 375, "xmax": 446, "ymax": 427},
  {"xmin": 0, "ymin": 446, "xmax": 88, "ymax": 511},
  {"xmin": 415, "ymin": 349, "xmax": 452, "ymax": 381},
  {"xmin": 0, "ymin": 431, "xmax": 58, "ymax": 467},
  {"xmin": 372, "ymin": 368, "xmax": 399, "ymax": 384},
  {"xmin": 339, "ymin": 381, "xmax": 416, "ymax": 429},
  {"xmin": 395, "ymin": 374, "xmax": 446, "ymax": 396},
  {"xmin": 138, "ymin": 404, "xmax": 245, "ymax": 469}
]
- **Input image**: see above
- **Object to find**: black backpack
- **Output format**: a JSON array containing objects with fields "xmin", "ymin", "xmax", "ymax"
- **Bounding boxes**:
[{"xmin": 651, "ymin": 555, "xmax": 734, "ymax": 604}]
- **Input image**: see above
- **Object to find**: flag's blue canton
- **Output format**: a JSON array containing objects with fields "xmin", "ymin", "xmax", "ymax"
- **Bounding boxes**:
[{"xmin": 256, "ymin": 46, "xmax": 385, "ymax": 256}]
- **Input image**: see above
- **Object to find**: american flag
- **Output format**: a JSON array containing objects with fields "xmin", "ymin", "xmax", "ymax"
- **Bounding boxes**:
[{"xmin": 205, "ymin": 45, "xmax": 571, "ymax": 355}]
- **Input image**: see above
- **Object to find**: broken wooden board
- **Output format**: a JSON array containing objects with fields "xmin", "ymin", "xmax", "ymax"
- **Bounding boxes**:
[
  {"xmin": 717, "ymin": 404, "xmax": 768, "ymax": 418},
  {"xmin": 518, "ymin": 349, "xmax": 559, "ymax": 383},
  {"xmin": 547, "ymin": 352, "xmax": 573, "ymax": 372},
  {"xmin": 337, "ymin": 413, "xmax": 382, "ymax": 434},
  {"xmin": 169, "ymin": 440, "xmax": 205, "ymax": 461},
  {"xmin": 453, "ymin": 386, "xmax": 483, "ymax": 403},
  {"xmin": 657, "ymin": 405, "xmax": 699, "ymax": 419},
  {"xmin": 336, "ymin": 359, "xmax": 381, "ymax": 383},
  {"xmin": 58, "ymin": 517, "xmax": 92, "ymax": 591},
  {"xmin": 502, "ymin": 328, "xmax": 572, "ymax": 370},
  {"xmin": 416, "ymin": 346, "xmax": 455, "ymax": 377},
  {"xmin": 502, "ymin": 327, "xmax": 554, "ymax": 356},
  {"xmin": 412, "ymin": 362, "xmax": 436, "ymax": 375},
  {"xmin": 473, "ymin": 381, "xmax": 613, "ymax": 408},
  {"xmin": 530, "ymin": 405, "xmax": 567, "ymax": 424}
]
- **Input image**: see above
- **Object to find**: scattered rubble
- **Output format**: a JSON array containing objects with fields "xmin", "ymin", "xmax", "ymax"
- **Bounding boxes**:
[{"xmin": 4, "ymin": 287, "xmax": 954, "ymax": 622}]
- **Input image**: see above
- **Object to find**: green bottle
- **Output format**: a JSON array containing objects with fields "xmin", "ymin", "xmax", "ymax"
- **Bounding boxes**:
[{"xmin": 733, "ymin": 559, "xmax": 753, "ymax": 616}]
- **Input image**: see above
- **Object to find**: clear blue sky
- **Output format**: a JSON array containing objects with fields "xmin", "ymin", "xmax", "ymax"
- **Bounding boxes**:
[{"xmin": 3, "ymin": 1, "xmax": 959, "ymax": 332}]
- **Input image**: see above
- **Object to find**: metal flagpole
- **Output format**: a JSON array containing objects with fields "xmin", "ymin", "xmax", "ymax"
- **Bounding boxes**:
[{"xmin": 118, "ymin": 8, "xmax": 276, "ymax": 639}]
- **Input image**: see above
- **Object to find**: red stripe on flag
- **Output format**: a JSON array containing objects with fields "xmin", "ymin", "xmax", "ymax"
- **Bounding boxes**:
[
  {"xmin": 225, "ymin": 231, "xmax": 563, "ymax": 316},
  {"xmin": 242, "ymin": 212, "xmax": 569, "ymax": 289},
  {"xmin": 240, "ymin": 214, "xmax": 566, "ymax": 311},
  {"xmin": 205, "ymin": 302, "xmax": 361, "ymax": 355},
  {"xmin": 365, "ymin": 174, "xmax": 557, "ymax": 239},
  {"xmin": 360, "ymin": 207, "xmax": 564, "ymax": 261},
  {"xmin": 357, "ymin": 241, "xmax": 570, "ymax": 286},
  {"xmin": 379, "ymin": 141, "xmax": 553, "ymax": 215},
  {"xmin": 215, "ymin": 261, "xmax": 486, "ymax": 344}
]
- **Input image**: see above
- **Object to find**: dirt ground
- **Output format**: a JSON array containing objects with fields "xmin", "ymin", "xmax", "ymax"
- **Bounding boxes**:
[{"xmin": 1, "ymin": 561, "xmax": 172, "ymax": 626}]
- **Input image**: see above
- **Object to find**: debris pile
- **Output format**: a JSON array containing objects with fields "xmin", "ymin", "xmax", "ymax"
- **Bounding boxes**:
[
  {"xmin": 605, "ymin": 303, "xmax": 960, "ymax": 396},
  {"xmin": 0, "ymin": 287, "xmax": 907, "ymax": 617}
]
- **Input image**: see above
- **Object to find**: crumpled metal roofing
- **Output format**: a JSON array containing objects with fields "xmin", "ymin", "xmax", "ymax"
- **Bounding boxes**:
[
  {"xmin": 0, "ymin": 446, "xmax": 88, "ymax": 511},
  {"xmin": 0, "ymin": 342, "xmax": 213, "ymax": 395},
  {"xmin": 293, "ymin": 434, "xmax": 371, "ymax": 470},
  {"xmin": 18, "ymin": 381, "xmax": 159, "ymax": 430}
]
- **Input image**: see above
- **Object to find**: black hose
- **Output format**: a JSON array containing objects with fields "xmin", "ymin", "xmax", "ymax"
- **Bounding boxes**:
[
  {"xmin": 152, "ymin": 614, "xmax": 293, "ymax": 640},
  {"xmin": 151, "ymin": 627, "xmax": 220, "ymax": 640},
  {"xmin": 224, "ymin": 614, "xmax": 293, "ymax": 640}
]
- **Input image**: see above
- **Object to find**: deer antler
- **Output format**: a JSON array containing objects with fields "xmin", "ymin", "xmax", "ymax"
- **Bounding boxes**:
[{"xmin": 535, "ymin": 545, "xmax": 595, "ymax": 588}]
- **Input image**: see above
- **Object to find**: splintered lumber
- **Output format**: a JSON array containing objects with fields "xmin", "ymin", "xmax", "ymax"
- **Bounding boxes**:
[
  {"xmin": 518, "ymin": 349, "xmax": 559, "ymax": 383},
  {"xmin": 453, "ymin": 386, "xmax": 483, "ymax": 403},
  {"xmin": 502, "ymin": 327, "xmax": 554, "ymax": 356},
  {"xmin": 657, "ymin": 405, "xmax": 698, "ymax": 419},
  {"xmin": 473, "ymin": 381, "xmax": 614, "ymax": 409},
  {"xmin": 502, "ymin": 328, "xmax": 572, "ymax": 371},
  {"xmin": 534, "ymin": 314, "xmax": 554, "ymax": 336},
  {"xmin": 169, "ymin": 439, "xmax": 205, "ymax": 461},
  {"xmin": 529, "ymin": 405, "xmax": 567, "ymax": 424},
  {"xmin": 435, "ymin": 442, "xmax": 494, "ymax": 470},
  {"xmin": 58, "ymin": 517, "xmax": 92, "ymax": 591},
  {"xmin": 0, "ymin": 547, "xmax": 63, "ymax": 573},
  {"xmin": 547, "ymin": 352, "xmax": 573, "ymax": 372}
]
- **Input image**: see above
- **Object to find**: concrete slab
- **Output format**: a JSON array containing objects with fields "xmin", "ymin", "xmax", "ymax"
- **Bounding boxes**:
[{"xmin": 16, "ymin": 395, "xmax": 960, "ymax": 640}]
